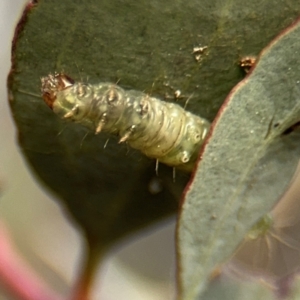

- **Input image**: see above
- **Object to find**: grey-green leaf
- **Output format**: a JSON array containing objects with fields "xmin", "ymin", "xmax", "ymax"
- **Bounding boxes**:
[{"xmin": 177, "ymin": 18, "xmax": 300, "ymax": 300}]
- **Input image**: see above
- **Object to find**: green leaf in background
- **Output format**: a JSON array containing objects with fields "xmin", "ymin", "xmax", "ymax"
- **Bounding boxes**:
[
  {"xmin": 7, "ymin": 0, "xmax": 300, "ymax": 297},
  {"xmin": 177, "ymin": 17, "xmax": 300, "ymax": 300}
]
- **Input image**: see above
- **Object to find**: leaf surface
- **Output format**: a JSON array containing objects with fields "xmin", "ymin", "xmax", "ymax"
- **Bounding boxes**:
[{"xmin": 177, "ymin": 18, "xmax": 300, "ymax": 300}]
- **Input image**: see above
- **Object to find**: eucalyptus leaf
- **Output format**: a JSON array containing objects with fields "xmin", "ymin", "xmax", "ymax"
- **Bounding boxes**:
[
  {"xmin": 227, "ymin": 163, "xmax": 300, "ymax": 284},
  {"xmin": 177, "ymin": 18, "xmax": 300, "ymax": 300}
]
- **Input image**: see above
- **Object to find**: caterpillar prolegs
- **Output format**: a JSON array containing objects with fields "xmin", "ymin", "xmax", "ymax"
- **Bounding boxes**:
[{"xmin": 41, "ymin": 73, "xmax": 210, "ymax": 172}]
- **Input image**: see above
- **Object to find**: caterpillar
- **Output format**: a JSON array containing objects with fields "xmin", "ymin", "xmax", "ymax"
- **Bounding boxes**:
[{"xmin": 41, "ymin": 73, "xmax": 210, "ymax": 172}]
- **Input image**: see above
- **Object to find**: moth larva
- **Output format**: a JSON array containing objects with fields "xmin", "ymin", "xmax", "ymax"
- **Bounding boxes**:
[{"xmin": 41, "ymin": 73, "xmax": 210, "ymax": 172}]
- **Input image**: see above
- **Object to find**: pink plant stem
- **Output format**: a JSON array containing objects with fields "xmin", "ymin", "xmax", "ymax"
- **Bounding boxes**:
[{"xmin": 0, "ymin": 221, "xmax": 63, "ymax": 300}]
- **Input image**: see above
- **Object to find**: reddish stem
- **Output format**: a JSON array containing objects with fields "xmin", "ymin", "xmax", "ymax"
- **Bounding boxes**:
[
  {"xmin": 70, "ymin": 242, "xmax": 104, "ymax": 300},
  {"xmin": 0, "ymin": 221, "xmax": 63, "ymax": 300}
]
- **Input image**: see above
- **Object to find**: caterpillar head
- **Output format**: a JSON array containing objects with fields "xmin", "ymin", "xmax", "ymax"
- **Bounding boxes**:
[
  {"xmin": 41, "ymin": 73, "xmax": 74, "ymax": 108},
  {"xmin": 41, "ymin": 73, "xmax": 93, "ymax": 123}
]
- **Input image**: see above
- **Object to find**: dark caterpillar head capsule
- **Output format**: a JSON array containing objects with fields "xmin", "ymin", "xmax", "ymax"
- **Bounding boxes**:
[
  {"xmin": 41, "ymin": 73, "xmax": 96, "ymax": 124},
  {"xmin": 41, "ymin": 73, "xmax": 74, "ymax": 109}
]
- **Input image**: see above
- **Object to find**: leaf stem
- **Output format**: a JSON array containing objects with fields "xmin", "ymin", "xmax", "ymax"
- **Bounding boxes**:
[{"xmin": 71, "ymin": 241, "xmax": 105, "ymax": 300}]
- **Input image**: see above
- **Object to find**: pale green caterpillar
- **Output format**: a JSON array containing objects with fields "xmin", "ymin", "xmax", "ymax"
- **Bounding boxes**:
[{"xmin": 41, "ymin": 73, "xmax": 210, "ymax": 172}]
